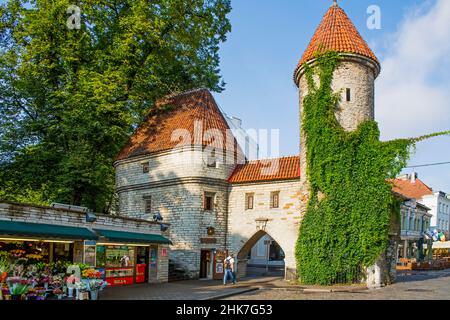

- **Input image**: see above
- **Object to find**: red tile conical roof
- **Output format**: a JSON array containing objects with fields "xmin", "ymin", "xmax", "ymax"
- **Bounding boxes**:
[
  {"xmin": 116, "ymin": 88, "xmax": 243, "ymax": 161},
  {"xmin": 294, "ymin": 3, "xmax": 379, "ymax": 82}
]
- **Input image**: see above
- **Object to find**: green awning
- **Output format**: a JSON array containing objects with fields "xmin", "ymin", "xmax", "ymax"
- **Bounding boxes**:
[
  {"xmin": 0, "ymin": 220, "xmax": 98, "ymax": 240},
  {"xmin": 94, "ymin": 229, "xmax": 172, "ymax": 245}
]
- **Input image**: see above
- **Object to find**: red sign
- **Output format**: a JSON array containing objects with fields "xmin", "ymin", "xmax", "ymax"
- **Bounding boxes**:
[
  {"xmin": 106, "ymin": 277, "xmax": 134, "ymax": 286},
  {"xmin": 136, "ymin": 264, "xmax": 146, "ymax": 283},
  {"xmin": 162, "ymin": 248, "xmax": 167, "ymax": 257}
]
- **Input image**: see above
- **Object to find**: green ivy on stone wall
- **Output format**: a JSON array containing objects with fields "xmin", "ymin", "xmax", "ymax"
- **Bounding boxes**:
[{"xmin": 295, "ymin": 52, "xmax": 450, "ymax": 285}]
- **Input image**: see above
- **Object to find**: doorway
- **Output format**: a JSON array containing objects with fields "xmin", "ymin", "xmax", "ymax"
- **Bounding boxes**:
[
  {"xmin": 136, "ymin": 246, "xmax": 150, "ymax": 283},
  {"xmin": 200, "ymin": 250, "xmax": 213, "ymax": 279}
]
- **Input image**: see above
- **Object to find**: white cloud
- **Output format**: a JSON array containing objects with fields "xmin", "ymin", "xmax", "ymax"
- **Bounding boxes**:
[{"xmin": 376, "ymin": 0, "xmax": 450, "ymax": 140}]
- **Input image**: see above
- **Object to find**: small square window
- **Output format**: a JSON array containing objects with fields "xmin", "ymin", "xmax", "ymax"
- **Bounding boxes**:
[
  {"xmin": 245, "ymin": 193, "xmax": 254, "ymax": 210},
  {"xmin": 204, "ymin": 193, "xmax": 215, "ymax": 211},
  {"xmin": 207, "ymin": 150, "xmax": 217, "ymax": 168},
  {"xmin": 142, "ymin": 162, "xmax": 150, "ymax": 173},
  {"xmin": 270, "ymin": 192, "xmax": 280, "ymax": 209}
]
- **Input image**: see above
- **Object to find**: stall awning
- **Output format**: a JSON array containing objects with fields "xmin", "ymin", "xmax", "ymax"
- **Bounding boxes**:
[
  {"xmin": 94, "ymin": 229, "xmax": 172, "ymax": 245},
  {"xmin": 0, "ymin": 220, "xmax": 98, "ymax": 240}
]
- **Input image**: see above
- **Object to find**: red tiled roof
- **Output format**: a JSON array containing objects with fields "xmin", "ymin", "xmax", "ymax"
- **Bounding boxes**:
[
  {"xmin": 294, "ymin": 3, "xmax": 379, "ymax": 81},
  {"xmin": 229, "ymin": 156, "xmax": 300, "ymax": 184},
  {"xmin": 116, "ymin": 88, "xmax": 242, "ymax": 161},
  {"xmin": 391, "ymin": 178, "xmax": 434, "ymax": 200}
]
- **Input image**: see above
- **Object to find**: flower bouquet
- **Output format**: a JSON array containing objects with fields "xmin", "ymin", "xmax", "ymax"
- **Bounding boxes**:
[
  {"xmin": 39, "ymin": 274, "xmax": 51, "ymax": 290},
  {"xmin": 82, "ymin": 269, "xmax": 102, "ymax": 279},
  {"xmin": 34, "ymin": 286, "xmax": 47, "ymax": 300},
  {"xmin": 50, "ymin": 275, "xmax": 63, "ymax": 289},
  {"xmin": 74, "ymin": 281, "xmax": 88, "ymax": 300}
]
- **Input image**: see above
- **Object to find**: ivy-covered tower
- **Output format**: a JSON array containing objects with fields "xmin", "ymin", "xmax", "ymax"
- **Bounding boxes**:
[
  {"xmin": 294, "ymin": 1, "xmax": 380, "ymax": 187},
  {"xmin": 293, "ymin": 2, "xmax": 400, "ymax": 288}
]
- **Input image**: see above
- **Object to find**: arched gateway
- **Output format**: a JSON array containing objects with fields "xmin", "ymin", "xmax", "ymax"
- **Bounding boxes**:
[{"xmin": 114, "ymin": 2, "xmax": 398, "ymax": 287}]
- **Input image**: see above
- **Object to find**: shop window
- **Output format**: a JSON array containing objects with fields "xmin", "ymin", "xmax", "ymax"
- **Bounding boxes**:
[
  {"xmin": 245, "ymin": 193, "xmax": 254, "ymax": 210},
  {"xmin": 142, "ymin": 162, "xmax": 150, "ymax": 173},
  {"xmin": 204, "ymin": 192, "xmax": 215, "ymax": 211},
  {"xmin": 270, "ymin": 191, "xmax": 280, "ymax": 209}
]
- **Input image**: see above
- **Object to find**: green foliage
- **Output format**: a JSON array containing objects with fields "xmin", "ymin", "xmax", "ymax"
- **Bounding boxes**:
[
  {"xmin": 0, "ymin": 0, "xmax": 232, "ymax": 212},
  {"xmin": 295, "ymin": 52, "xmax": 450, "ymax": 285}
]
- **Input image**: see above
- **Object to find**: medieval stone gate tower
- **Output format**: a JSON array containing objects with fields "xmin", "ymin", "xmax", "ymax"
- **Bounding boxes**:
[
  {"xmin": 294, "ymin": 1, "xmax": 381, "ymax": 189},
  {"xmin": 115, "ymin": 2, "xmax": 395, "ymax": 286}
]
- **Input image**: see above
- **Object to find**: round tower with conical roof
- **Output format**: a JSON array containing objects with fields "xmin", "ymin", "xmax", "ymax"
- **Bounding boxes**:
[{"xmin": 295, "ymin": 1, "xmax": 380, "ymax": 185}]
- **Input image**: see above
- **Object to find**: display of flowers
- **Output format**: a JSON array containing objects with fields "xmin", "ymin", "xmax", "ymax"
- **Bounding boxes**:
[
  {"xmin": 51, "ymin": 275, "xmax": 63, "ymax": 288},
  {"xmin": 74, "ymin": 281, "xmax": 88, "ymax": 291},
  {"xmin": 88, "ymin": 279, "xmax": 108, "ymax": 291},
  {"xmin": 82, "ymin": 268, "xmax": 102, "ymax": 279},
  {"xmin": 25, "ymin": 253, "xmax": 43, "ymax": 261},
  {"xmin": 9, "ymin": 249, "xmax": 26, "ymax": 259},
  {"xmin": 39, "ymin": 274, "xmax": 51, "ymax": 286}
]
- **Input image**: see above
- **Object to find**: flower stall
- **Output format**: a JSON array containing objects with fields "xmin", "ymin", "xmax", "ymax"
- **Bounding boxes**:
[{"xmin": 0, "ymin": 254, "xmax": 108, "ymax": 300}]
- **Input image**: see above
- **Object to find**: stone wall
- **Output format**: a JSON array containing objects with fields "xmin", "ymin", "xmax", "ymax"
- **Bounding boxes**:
[
  {"xmin": 0, "ymin": 201, "xmax": 170, "ymax": 283},
  {"xmin": 115, "ymin": 148, "xmax": 234, "ymax": 279},
  {"xmin": 227, "ymin": 179, "xmax": 303, "ymax": 279},
  {"xmin": 0, "ymin": 201, "xmax": 161, "ymax": 235},
  {"xmin": 155, "ymin": 245, "xmax": 170, "ymax": 283}
]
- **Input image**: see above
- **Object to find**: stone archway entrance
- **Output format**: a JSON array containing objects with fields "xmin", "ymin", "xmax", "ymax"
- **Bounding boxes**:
[{"xmin": 236, "ymin": 230, "xmax": 285, "ymax": 279}]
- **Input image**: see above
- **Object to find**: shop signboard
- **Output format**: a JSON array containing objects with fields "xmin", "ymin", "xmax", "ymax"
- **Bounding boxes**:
[{"xmin": 213, "ymin": 250, "xmax": 227, "ymax": 280}]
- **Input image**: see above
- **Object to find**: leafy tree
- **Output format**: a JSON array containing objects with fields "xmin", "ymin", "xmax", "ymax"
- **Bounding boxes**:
[{"xmin": 0, "ymin": 0, "xmax": 232, "ymax": 212}]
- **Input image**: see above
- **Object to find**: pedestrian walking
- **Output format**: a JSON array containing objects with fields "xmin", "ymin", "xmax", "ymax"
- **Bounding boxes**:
[{"xmin": 223, "ymin": 254, "xmax": 236, "ymax": 285}]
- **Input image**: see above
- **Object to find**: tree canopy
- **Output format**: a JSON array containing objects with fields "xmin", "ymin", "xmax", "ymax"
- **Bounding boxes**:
[{"xmin": 0, "ymin": 0, "xmax": 232, "ymax": 212}]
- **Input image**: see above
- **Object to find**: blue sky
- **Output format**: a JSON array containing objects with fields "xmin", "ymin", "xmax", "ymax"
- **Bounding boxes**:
[
  {"xmin": 1, "ymin": 0, "xmax": 449, "ymax": 193},
  {"xmin": 213, "ymin": 0, "xmax": 450, "ymax": 193}
]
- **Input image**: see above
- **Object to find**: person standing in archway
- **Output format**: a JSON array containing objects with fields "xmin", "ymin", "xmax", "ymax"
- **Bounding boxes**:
[{"xmin": 223, "ymin": 254, "xmax": 236, "ymax": 285}]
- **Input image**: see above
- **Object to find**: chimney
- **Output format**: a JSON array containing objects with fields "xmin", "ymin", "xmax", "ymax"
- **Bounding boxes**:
[
  {"xmin": 410, "ymin": 172, "xmax": 418, "ymax": 183},
  {"xmin": 230, "ymin": 117, "xmax": 242, "ymax": 128}
]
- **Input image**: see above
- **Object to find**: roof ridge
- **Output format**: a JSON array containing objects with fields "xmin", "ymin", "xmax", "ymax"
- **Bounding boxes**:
[
  {"xmin": 157, "ymin": 87, "xmax": 209, "ymax": 104},
  {"xmin": 242, "ymin": 155, "xmax": 300, "ymax": 165}
]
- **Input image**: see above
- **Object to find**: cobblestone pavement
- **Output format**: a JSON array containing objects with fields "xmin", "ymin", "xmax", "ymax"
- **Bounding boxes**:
[
  {"xmin": 99, "ymin": 277, "xmax": 280, "ymax": 300},
  {"xmin": 224, "ymin": 270, "xmax": 450, "ymax": 300}
]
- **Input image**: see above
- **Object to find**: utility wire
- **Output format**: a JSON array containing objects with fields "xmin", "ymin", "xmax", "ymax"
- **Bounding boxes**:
[{"xmin": 406, "ymin": 161, "xmax": 450, "ymax": 168}]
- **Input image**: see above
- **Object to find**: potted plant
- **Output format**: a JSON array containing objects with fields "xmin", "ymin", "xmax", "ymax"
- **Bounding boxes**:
[
  {"xmin": 26, "ymin": 287, "xmax": 38, "ymax": 300},
  {"xmin": 39, "ymin": 274, "xmax": 51, "ymax": 290},
  {"xmin": 34, "ymin": 287, "xmax": 47, "ymax": 300},
  {"xmin": 0, "ymin": 256, "xmax": 10, "ymax": 300},
  {"xmin": 7, "ymin": 277, "xmax": 30, "ymax": 300},
  {"xmin": 74, "ymin": 281, "xmax": 87, "ymax": 300},
  {"xmin": 88, "ymin": 279, "xmax": 107, "ymax": 300}
]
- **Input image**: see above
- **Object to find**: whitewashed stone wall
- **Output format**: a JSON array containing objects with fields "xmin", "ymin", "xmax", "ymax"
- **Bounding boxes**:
[
  {"xmin": 115, "ymin": 148, "xmax": 235, "ymax": 278},
  {"xmin": 0, "ymin": 201, "xmax": 161, "ymax": 235},
  {"xmin": 227, "ymin": 179, "xmax": 303, "ymax": 280}
]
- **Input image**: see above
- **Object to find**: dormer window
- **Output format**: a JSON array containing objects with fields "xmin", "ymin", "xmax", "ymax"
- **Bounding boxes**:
[{"xmin": 346, "ymin": 88, "xmax": 351, "ymax": 102}]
